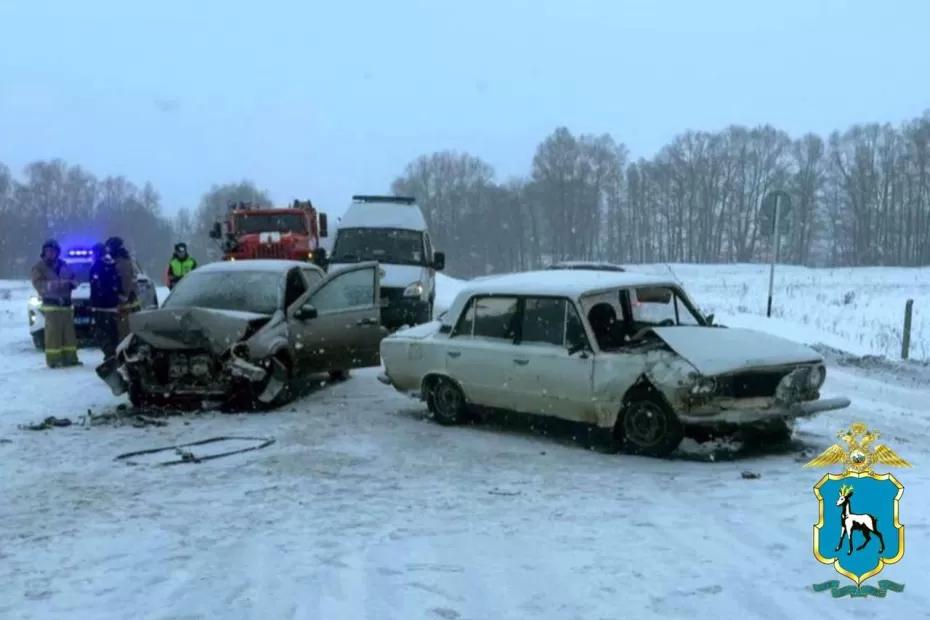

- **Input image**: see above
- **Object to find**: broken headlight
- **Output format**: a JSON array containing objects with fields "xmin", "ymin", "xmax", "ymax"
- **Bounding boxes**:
[
  {"xmin": 690, "ymin": 376, "xmax": 717, "ymax": 395},
  {"xmin": 808, "ymin": 365, "xmax": 826, "ymax": 389}
]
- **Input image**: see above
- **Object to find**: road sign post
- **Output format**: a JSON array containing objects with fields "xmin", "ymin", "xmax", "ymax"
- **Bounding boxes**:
[{"xmin": 762, "ymin": 191, "xmax": 791, "ymax": 318}]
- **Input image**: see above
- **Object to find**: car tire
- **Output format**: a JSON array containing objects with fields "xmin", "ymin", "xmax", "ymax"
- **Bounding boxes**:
[
  {"xmin": 32, "ymin": 330, "xmax": 45, "ymax": 351},
  {"xmin": 328, "ymin": 369, "xmax": 350, "ymax": 382},
  {"xmin": 618, "ymin": 388, "xmax": 684, "ymax": 457},
  {"xmin": 427, "ymin": 376, "xmax": 468, "ymax": 426},
  {"xmin": 128, "ymin": 380, "xmax": 149, "ymax": 409},
  {"xmin": 253, "ymin": 354, "xmax": 294, "ymax": 410}
]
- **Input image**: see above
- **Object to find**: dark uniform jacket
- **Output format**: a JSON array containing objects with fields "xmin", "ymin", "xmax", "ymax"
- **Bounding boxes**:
[{"xmin": 90, "ymin": 256, "xmax": 121, "ymax": 309}]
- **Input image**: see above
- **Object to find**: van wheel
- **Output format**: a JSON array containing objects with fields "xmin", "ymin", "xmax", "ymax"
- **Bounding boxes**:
[
  {"xmin": 427, "ymin": 376, "xmax": 468, "ymax": 425},
  {"xmin": 618, "ymin": 390, "xmax": 683, "ymax": 457},
  {"xmin": 32, "ymin": 330, "xmax": 45, "ymax": 350},
  {"xmin": 328, "ymin": 369, "xmax": 350, "ymax": 382}
]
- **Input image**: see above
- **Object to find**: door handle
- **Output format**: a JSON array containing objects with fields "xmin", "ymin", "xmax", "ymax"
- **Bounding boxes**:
[
  {"xmin": 447, "ymin": 351, "xmax": 461, "ymax": 358},
  {"xmin": 513, "ymin": 359, "xmax": 529, "ymax": 366},
  {"xmin": 356, "ymin": 317, "xmax": 377, "ymax": 326}
]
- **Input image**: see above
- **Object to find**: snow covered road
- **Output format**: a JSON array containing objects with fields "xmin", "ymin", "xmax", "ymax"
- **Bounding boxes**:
[{"xmin": 2, "ymin": 274, "xmax": 929, "ymax": 620}]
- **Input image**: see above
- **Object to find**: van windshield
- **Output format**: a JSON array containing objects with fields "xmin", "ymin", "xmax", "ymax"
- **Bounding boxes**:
[{"xmin": 331, "ymin": 228, "xmax": 426, "ymax": 266}]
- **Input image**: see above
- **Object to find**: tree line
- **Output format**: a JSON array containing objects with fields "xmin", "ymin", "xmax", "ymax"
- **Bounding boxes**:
[
  {"xmin": 4, "ymin": 111, "xmax": 928, "ymax": 282},
  {"xmin": 0, "ymin": 159, "xmax": 270, "ymax": 281},
  {"xmin": 393, "ymin": 112, "xmax": 930, "ymax": 277}
]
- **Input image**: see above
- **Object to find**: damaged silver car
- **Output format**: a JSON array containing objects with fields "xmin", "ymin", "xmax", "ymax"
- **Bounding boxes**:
[
  {"xmin": 98, "ymin": 259, "xmax": 384, "ymax": 409},
  {"xmin": 379, "ymin": 269, "xmax": 851, "ymax": 457}
]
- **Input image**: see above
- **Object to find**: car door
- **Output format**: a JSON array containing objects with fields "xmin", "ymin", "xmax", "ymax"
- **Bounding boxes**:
[
  {"xmin": 508, "ymin": 297, "xmax": 596, "ymax": 423},
  {"xmin": 443, "ymin": 295, "xmax": 520, "ymax": 411},
  {"xmin": 289, "ymin": 262, "xmax": 382, "ymax": 372}
]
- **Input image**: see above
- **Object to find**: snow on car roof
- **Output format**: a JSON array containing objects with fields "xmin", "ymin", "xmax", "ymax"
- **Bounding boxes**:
[
  {"xmin": 338, "ymin": 201, "xmax": 427, "ymax": 231},
  {"xmin": 457, "ymin": 269, "xmax": 676, "ymax": 299},
  {"xmin": 547, "ymin": 261, "xmax": 626, "ymax": 271},
  {"xmin": 195, "ymin": 260, "xmax": 315, "ymax": 274}
]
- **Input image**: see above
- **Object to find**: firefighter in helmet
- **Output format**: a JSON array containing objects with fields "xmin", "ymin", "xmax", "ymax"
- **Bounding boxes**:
[
  {"xmin": 31, "ymin": 239, "xmax": 80, "ymax": 367},
  {"xmin": 105, "ymin": 236, "xmax": 139, "ymax": 343},
  {"xmin": 167, "ymin": 242, "xmax": 197, "ymax": 289}
]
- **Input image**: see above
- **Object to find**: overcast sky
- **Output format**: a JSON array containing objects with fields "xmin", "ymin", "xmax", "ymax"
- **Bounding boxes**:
[{"xmin": 2, "ymin": 0, "xmax": 929, "ymax": 219}]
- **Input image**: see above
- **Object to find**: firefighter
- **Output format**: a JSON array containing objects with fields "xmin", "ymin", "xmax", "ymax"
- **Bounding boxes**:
[
  {"xmin": 31, "ymin": 239, "xmax": 80, "ymax": 367},
  {"xmin": 90, "ymin": 242, "xmax": 121, "ymax": 359},
  {"xmin": 166, "ymin": 242, "xmax": 197, "ymax": 289},
  {"xmin": 105, "ymin": 236, "xmax": 139, "ymax": 343}
]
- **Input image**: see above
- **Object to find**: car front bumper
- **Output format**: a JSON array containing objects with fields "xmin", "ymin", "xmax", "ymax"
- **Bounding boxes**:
[{"xmin": 678, "ymin": 396, "xmax": 851, "ymax": 426}]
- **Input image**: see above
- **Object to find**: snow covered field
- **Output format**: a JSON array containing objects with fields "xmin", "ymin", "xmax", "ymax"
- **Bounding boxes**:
[{"xmin": 2, "ymin": 266, "xmax": 929, "ymax": 620}]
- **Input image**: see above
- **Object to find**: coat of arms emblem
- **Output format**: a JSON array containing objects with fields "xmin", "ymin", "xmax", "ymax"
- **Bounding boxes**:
[{"xmin": 804, "ymin": 422, "xmax": 910, "ymax": 597}]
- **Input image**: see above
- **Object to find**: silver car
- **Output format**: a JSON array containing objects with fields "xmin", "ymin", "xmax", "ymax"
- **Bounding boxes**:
[
  {"xmin": 379, "ymin": 269, "xmax": 851, "ymax": 457},
  {"xmin": 98, "ymin": 259, "xmax": 384, "ymax": 409}
]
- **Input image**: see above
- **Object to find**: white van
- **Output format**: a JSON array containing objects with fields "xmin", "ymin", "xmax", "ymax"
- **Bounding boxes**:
[{"xmin": 328, "ymin": 195, "xmax": 445, "ymax": 330}]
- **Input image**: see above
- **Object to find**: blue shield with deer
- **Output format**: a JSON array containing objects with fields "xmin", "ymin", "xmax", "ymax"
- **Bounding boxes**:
[{"xmin": 814, "ymin": 473, "xmax": 904, "ymax": 585}]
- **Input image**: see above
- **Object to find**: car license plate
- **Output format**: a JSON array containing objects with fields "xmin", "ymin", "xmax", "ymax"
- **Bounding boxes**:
[{"xmin": 74, "ymin": 317, "xmax": 92, "ymax": 325}]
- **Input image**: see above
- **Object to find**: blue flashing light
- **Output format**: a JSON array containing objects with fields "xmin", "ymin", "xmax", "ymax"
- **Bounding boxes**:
[{"xmin": 65, "ymin": 248, "xmax": 94, "ymax": 259}]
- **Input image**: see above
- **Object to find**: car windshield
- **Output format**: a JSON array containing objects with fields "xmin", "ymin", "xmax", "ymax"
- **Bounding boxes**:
[
  {"xmin": 331, "ymin": 228, "xmax": 426, "ymax": 265},
  {"xmin": 630, "ymin": 286, "xmax": 703, "ymax": 327},
  {"xmin": 235, "ymin": 213, "xmax": 306, "ymax": 234},
  {"xmin": 163, "ymin": 270, "xmax": 281, "ymax": 314}
]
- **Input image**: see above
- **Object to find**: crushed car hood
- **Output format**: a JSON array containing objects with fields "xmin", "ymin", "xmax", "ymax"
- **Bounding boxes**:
[
  {"xmin": 650, "ymin": 326, "xmax": 821, "ymax": 376},
  {"xmin": 129, "ymin": 307, "xmax": 271, "ymax": 355}
]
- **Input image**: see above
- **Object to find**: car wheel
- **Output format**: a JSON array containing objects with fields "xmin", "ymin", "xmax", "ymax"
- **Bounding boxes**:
[
  {"xmin": 32, "ymin": 330, "xmax": 45, "ymax": 351},
  {"xmin": 619, "ymin": 390, "xmax": 683, "ymax": 457},
  {"xmin": 328, "ymin": 369, "xmax": 350, "ymax": 382},
  {"xmin": 253, "ymin": 354, "xmax": 293, "ymax": 409},
  {"xmin": 427, "ymin": 376, "xmax": 468, "ymax": 425},
  {"xmin": 128, "ymin": 380, "xmax": 149, "ymax": 409}
]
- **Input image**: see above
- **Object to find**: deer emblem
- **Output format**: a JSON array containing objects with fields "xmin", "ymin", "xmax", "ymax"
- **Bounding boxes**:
[{"xmin": 834, "ymin": 484, "xmax": 885, "ymax": 556}]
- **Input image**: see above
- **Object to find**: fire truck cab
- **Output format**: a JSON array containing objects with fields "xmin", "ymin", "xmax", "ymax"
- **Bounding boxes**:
[{"xmin": 211, "ymin": 200, "xmax": 328, "ymax": 266}]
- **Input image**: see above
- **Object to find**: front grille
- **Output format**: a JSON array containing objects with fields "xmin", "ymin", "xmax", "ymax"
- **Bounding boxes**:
[
  {"xmin": 719, "ymin": 369, "xmax": 792, "ymax": 398},
  {"xmin": 256, "ymin": 244, "xmax": 286, "ymax": 259},
  {"xmin": 380, "ymin": 287, "xmax": 404, "ymax": 306}
]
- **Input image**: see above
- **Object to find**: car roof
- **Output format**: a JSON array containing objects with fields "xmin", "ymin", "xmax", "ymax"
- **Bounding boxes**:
[
  {"xmin": 457, "ymin": 269, "xmax": 676, "ymax": 299},
  {"xmin": 195, "ymin": 259, "xmax": 321, "ymax": 274},
  {"xmin": 547, "ymin": 261, "xmax": 626, "ymax": 271},
  {"xmin": 338, "ymin": 200, "xmax": 427, "ymax": 231}
]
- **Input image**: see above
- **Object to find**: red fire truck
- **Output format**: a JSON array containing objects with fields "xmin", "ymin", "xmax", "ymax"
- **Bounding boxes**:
[{"xmin": 210, "ymin": 200, "xmax": 328, "ymax": 266}]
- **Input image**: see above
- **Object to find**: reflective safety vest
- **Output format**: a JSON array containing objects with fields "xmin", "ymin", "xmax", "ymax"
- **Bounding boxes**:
[{"xmin": 169, "ymin": 256, "xmax": 196, "ymax": 278}]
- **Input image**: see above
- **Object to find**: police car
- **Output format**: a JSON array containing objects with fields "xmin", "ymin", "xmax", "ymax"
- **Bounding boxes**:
[{"xmin": 28, "ymin": 248, "xmax": 160, "ymax": 350}]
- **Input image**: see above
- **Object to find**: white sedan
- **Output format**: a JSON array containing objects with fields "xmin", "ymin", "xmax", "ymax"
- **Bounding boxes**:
[{"xmin": 378, "ymin": 270, "xmax": 850, "ymax": 457}]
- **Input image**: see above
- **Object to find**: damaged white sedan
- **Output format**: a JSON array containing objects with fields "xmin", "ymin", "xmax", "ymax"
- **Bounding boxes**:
[
  {"xmin": 379, "ymin": 270, "xmax": 850, "ymax": 457},
  {"xmin": 98, "ymin": 259, "xmax": 384, "ymax": 409}
]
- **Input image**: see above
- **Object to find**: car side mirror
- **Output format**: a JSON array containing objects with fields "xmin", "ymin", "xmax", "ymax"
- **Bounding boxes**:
[
  {"xmin": 433, "ymin": 251, "xmax": 445, "ymax": 271},
  {"xmin": 295, "ymin": 305, "xmax": 318, "ymax": 321},
  {"xmin": 313, "ymin": 247, "xmax": 328, "ymax": 268},
  {"xmin": 319, "ymin": 213, "xmax": 328, "ymax": 238}
]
